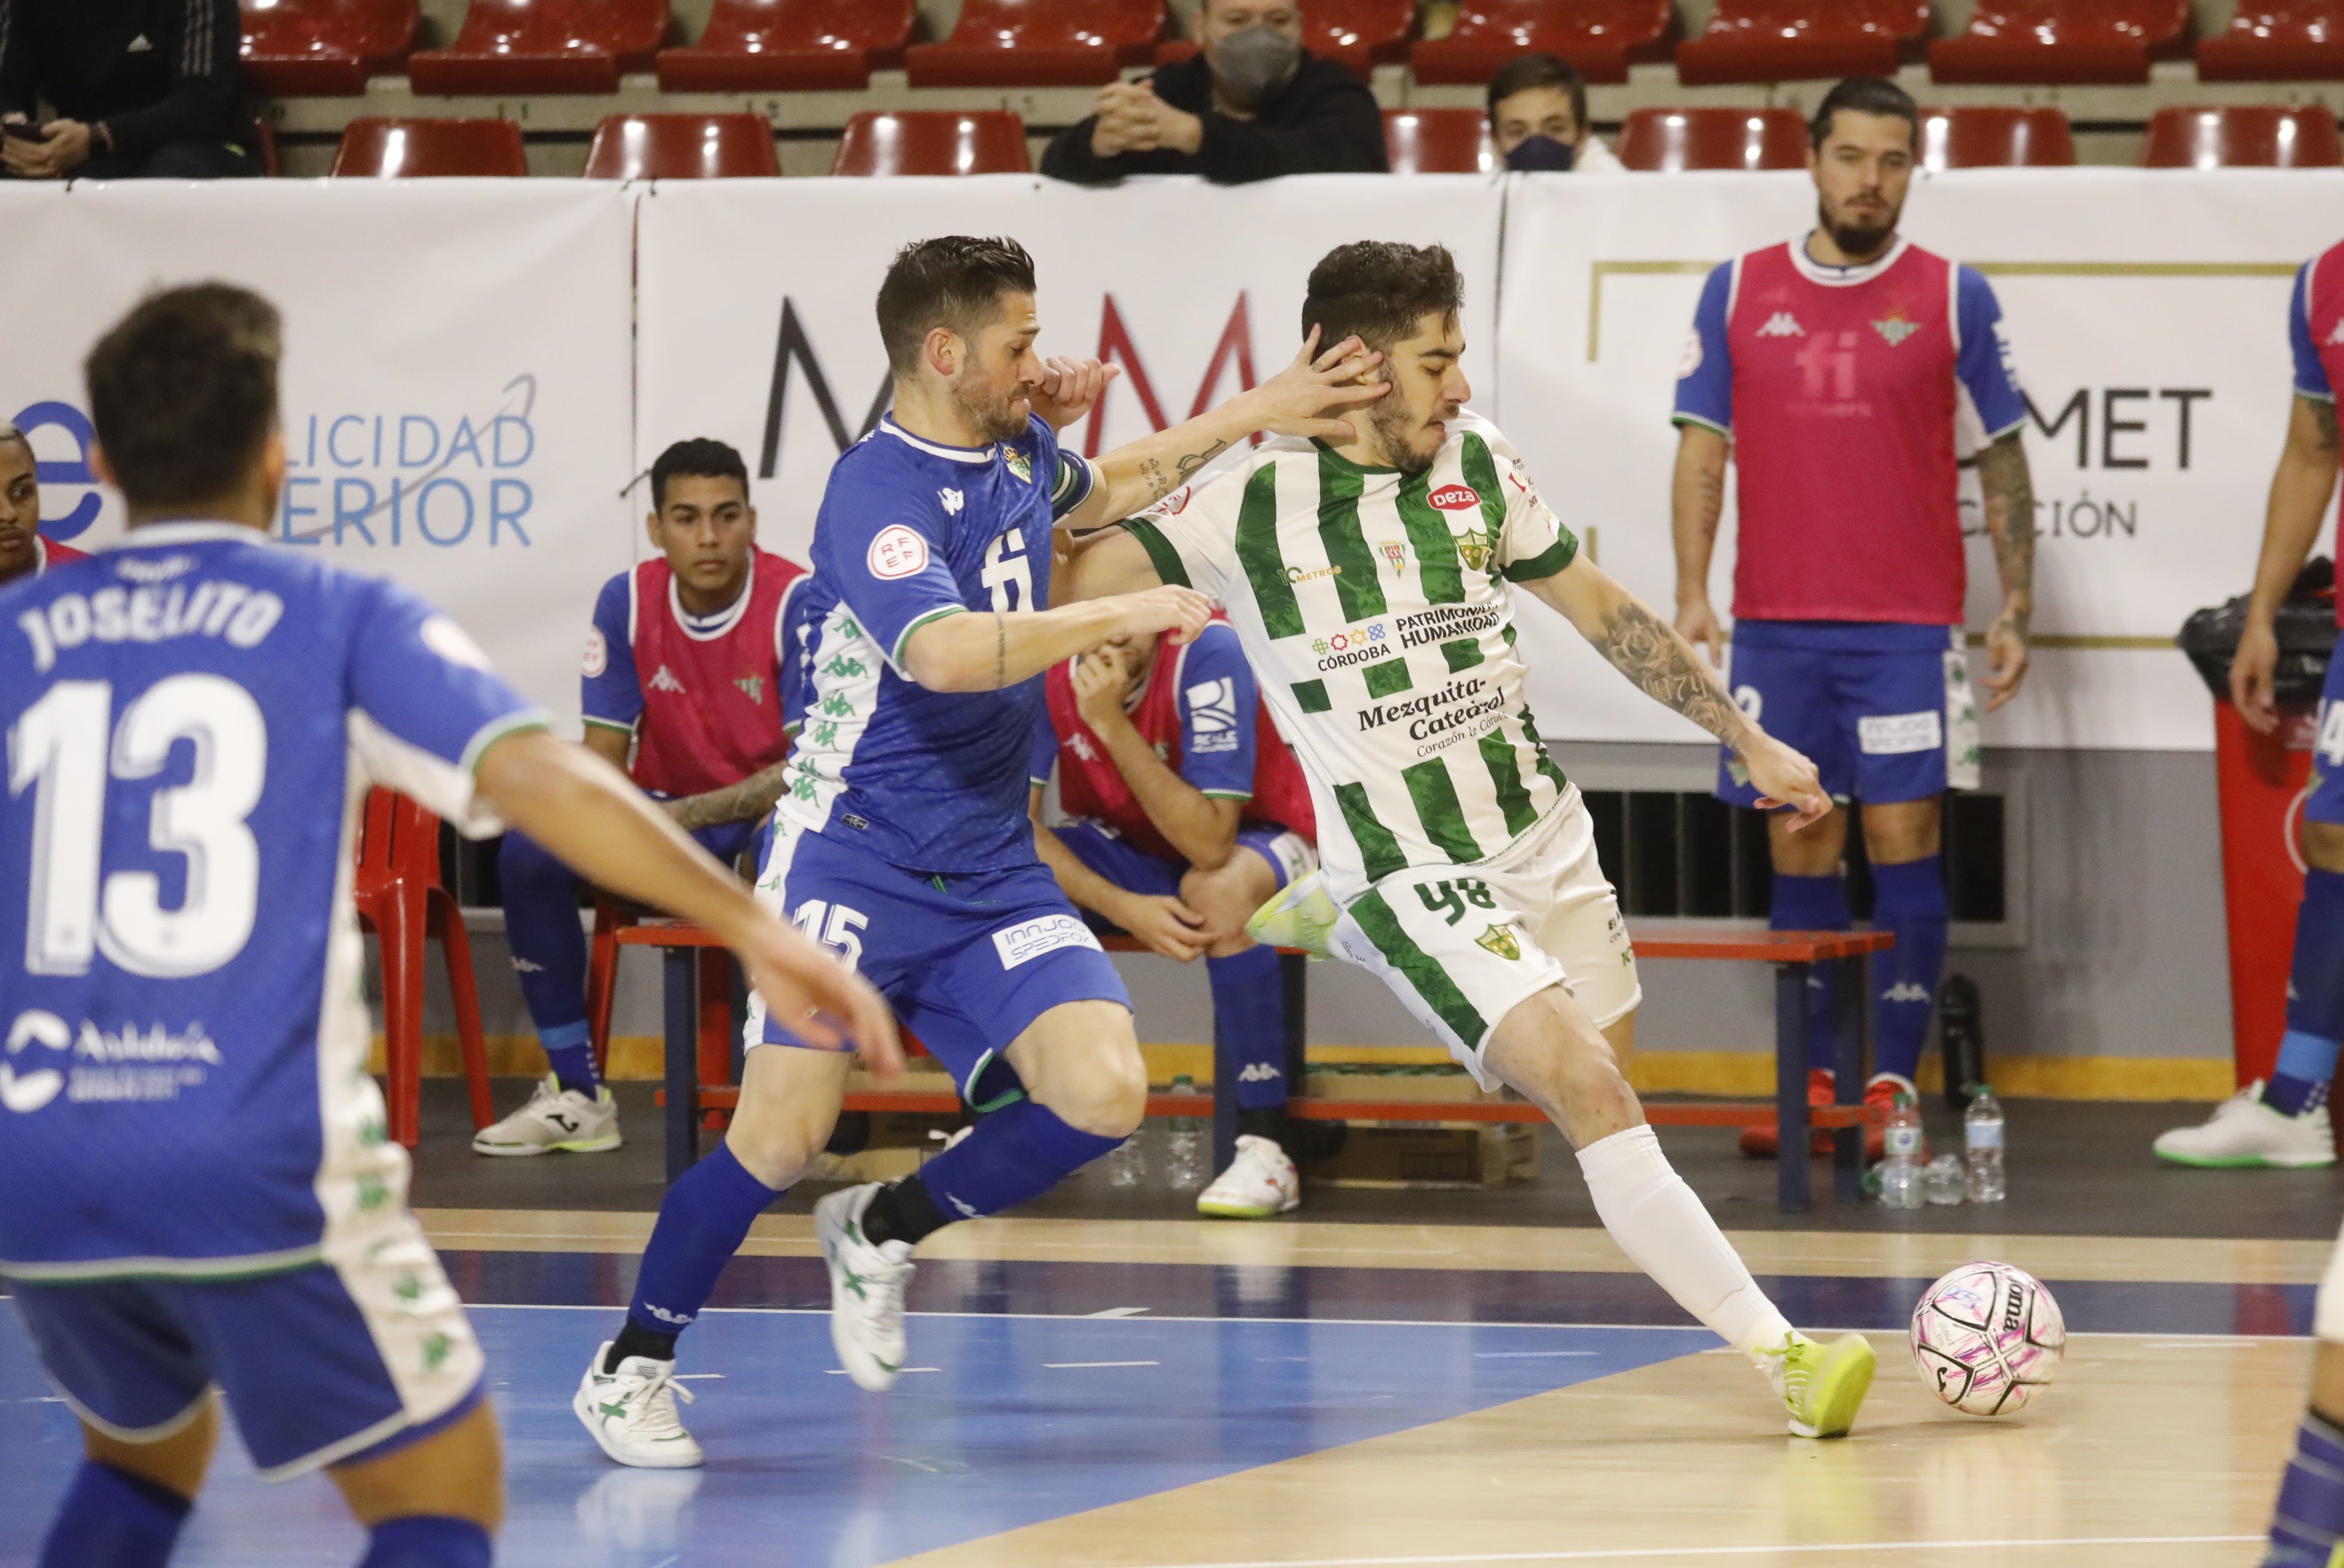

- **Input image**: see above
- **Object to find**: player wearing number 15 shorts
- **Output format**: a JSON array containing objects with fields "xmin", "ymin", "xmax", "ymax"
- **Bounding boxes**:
[{"xmin": 1069, "ymin": 239, "xmax": 1879, "ymax": 1439}]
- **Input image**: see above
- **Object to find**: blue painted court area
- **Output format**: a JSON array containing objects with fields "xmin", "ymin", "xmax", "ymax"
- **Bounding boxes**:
[{"xmin": 0, "ymin": 1306, "xmax": 1714, "ymax": 1568}]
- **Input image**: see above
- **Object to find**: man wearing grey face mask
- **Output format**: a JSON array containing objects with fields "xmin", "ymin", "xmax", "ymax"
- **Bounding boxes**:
[{"xmin": 1041, "ymin": 0, "xmax": 1385, "ymax": 185}]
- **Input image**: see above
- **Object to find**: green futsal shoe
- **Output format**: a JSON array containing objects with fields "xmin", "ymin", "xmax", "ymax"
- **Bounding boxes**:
[
  {"xmin": 1764, "ymin": 1331, "xmax": 1876, "ymax": 1439},
  {"xmin": 1245, "ymin": 869, "xmax": 1341, "ymax": 957}
]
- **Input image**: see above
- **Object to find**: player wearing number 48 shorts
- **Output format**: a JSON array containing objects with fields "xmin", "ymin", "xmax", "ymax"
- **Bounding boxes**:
[{"xmin": 1069, "ymin": 238, "xmax": 1879, "ymax": 1440}]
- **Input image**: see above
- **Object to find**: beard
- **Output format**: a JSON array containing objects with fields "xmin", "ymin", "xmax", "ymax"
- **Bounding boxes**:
[
  {"xmin": 1819, "ymin": 197, "xmax": 1901, "ymax": 261},
  {"xmin": 1368, "ymin": 397, "xmax": 1442, "ymax": 476},
  {"xmin": 950, "ymin": 376, "xmax": 1030, "ymax": 445}
]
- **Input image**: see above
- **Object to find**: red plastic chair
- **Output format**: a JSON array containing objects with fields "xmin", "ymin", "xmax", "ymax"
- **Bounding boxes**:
[
  {"xmin": 408, "ymin": 0, "xmax": 673, "ymax": 95},
  {"xmin": 906, "ymin": 0, "xmax": 1165, "ymax": 87},
  {"xmin": 1930, "ymin": 0, "xmax": 2192, "ymax": 84},
  {"xmin": 1156, "ymin": 0, "xmax": 1413, "ymax": 79},
  {"xmin": 831, "ymin": 111, "xmax": 1032, "ymax": 176},
  {"xmin": 1384, "ymin": 109, "xmax": 1495, "ymax": 173},
  {"xmin": 354, "ymin": 790, "xmax": 493, "ymax": 1149},
  {"xmin": 656, "ymin": 0, "xmax": 915, "ymax": 91},
  {"xmin": 584, "ymin": 113, "xmax": 779, "ymax": 178},
  {"xmin": 2199, "ymin": 3, "xmax": 2344, "ymax": 79},
  {"xmin": 330, "ymin": 117, "xmax": 528, "ymax": 176},
  {"xmin": 240, "ymin": 0, "xmax": 419, "ymax": 95},
  {"xmin": 1616, "ymin": 107, "xmax": 1809, "ymax": 170},
  {"xmin": 1412, "ymin": 0, "xmax": 1674, "ymax": 86},
  {"xmin": 2140, "ymin": 105, "xmax": 2344, "ymax": 167},
  {"xmin": 1918, "ymin": 106, "xmax": 2077, "ymax": 168},
  {"xmin": 1676, "ymin": 0, "xmax": 1927, "ymax": 84}
]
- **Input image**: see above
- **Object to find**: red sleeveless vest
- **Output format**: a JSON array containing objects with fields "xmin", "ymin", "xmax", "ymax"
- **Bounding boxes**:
[{"xmin": 628, "ymin": 549, "xmax": 804, "ymax": 799}]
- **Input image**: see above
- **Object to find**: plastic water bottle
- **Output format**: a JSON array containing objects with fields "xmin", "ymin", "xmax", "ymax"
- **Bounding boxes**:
[
  {"xmin": 1102, "ymin": 1127, "xmax": 1147, "ymax": 1187},
  {"xmin": 1964, "ymin": 1084, "xmax": 2007, "ymax": 1203},
  {"xmin": 1879, "ymin": 1093, "xmax": 1924, "ymax": 1209},
  {"xmin": 1165, "ymin": 1075, "xmax": 1209, "ymax": 1191},
  {"xmin": 1923, "ymin": 1153, "xmax": 1966, "ymax": 1206}
]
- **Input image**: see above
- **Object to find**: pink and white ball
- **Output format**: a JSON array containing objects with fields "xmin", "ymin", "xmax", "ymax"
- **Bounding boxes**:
[{"xmin": 1909, "ymin": 1262, "xmax": 2066, "ymax": 1416}]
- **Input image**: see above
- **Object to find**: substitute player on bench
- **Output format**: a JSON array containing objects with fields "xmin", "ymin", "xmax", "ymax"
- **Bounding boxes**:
[
  {"xmin": 476, "ymin": 439, "xmax": 807, "ymax": 1158},
  {"xmin": 0, "ymin": 285, "xmax": 891, "ymax": 1567},
  {"xmin": 1067, "ymin": 240, "xmax": 1879, "ymax": 1439},
  {"xmin": 1669, "ymin": 77, "xmax": 2037, "ymax": 1156},
  {"xmin": 0, "ymin": 422, "xmax": 89, "ymax": 587},
  {"xmin": 571, "ymin": 236, "xmax": 1385, "ymax": 1469},
  {"xmin": 1031, "ymin": 618, "xmax": 1318, "ymax": 1218},
  {"xmin": 2157, "ymin": 237, "xmax": 2344, "ymax": 1177}
]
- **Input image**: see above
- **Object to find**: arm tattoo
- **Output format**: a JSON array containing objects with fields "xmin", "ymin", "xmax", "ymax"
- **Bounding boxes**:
[
  {"xmin": 668, "ymin": 761, "xmax": 790, "ymax": 832},
  {"xmin": 1595, "ymin": 598, "xmax": 1750, "ymax": 746},
  {"xmin": 1172, "ymin": 438, "xmax": 1229, "ymax": 486},
  {"xmin": 1976, "ymin": 433, "xmax": 2035, "ymax": 614},
  {"xmin": 993, "ymin": 610, "xmax": 1006, "ymax": 691},
  {"xmin": 2313, "ymin": 398, "xmax": 2341, "ymax": 455}
]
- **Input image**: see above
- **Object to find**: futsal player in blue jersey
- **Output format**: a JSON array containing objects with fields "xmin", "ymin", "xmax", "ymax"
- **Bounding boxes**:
[
  {"xmin": 0, "ymin": 285, "xmax": 895, "ymax": 1567},
  {"xmin": 574, "ymin": 235, "xmax": 1385, "ymax": 1467}
]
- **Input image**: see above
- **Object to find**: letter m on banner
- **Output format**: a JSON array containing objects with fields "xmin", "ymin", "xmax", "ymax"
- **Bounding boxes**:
[
  {"xmin": 1082, "ymin": 293, "xmax": 1257, "ymax": 460},
  {"xmin": 759, "ymin": 299, "xmax": 889, "ymax": 478}
]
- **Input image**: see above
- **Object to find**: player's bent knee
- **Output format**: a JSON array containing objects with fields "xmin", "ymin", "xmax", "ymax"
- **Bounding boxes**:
[
  {"xmin": 726, "ymin": 1047, "xmax": 849, "ymax": 1188},
  {"xmin": 1012, "ymin": 1004, "xmax": 1147, "ymax": 1138},
  {"xmin": 330, "ymin": 1401, "xmax": 502, "ymax": 1532}
]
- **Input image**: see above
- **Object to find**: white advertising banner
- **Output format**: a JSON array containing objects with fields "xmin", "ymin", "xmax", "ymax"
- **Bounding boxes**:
[
  {"xmin": 0, "ymin": 181, "xmax": 635, "ymax": 731},
  {"xmin": 635, "ymin": 173, "xmax": 1505, "ymax": 566},
  {"xmin": 1497, "ymin": 167, "xmax": 2344, "ymax": 752}
]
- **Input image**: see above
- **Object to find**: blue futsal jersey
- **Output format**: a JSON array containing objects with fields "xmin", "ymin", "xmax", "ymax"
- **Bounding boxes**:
[
  {"xmin": 778, "ymin": 413, "xmax": 1096, "ymax": 873},
  {"xmin": 0, "ymin": 523, "xmax": 544, "ymax": 1280}
]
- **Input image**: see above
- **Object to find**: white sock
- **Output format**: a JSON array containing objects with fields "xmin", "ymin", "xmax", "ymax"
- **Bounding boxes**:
[{"xmin": 1576, "ymin": 1123, "xmax": 1794, "ymax": 1365}]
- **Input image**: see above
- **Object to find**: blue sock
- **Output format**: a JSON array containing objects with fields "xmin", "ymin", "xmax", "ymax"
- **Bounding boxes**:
[
  {"xmin": 538, "ymin": 1021, "xmax": 599, "ymax": 1098},
  {"xmin": 1871, "ymin": 855, "xmax": 1949, "ymax": 1086},
  {"xmin": 625, "ymin": 1141, "xmax": 781, "ymax": 1341},
  {"xmin": 2267, "ymin": 1409, "xmax": 2344, "ymax": 1566},
  {"xmin": 38, "ymin": 1461, "xmax": 189, "ymax": 1568},
  {"xmin": 2266, "ymin": 870, "xmax": 2344, "ymax": 1116},
  {"xmin": 1770, "ymin": 871, "xmax": 1849, "ymax": 1075},
  {"xmin": 360, "ymin": 1516, "xmax": 493, "ymax": 1568},
  {"xmin": 916, "ymin": 1098, "xmax": 1124, "ymax": 1220},
  {"xmin": 1210, "ymin": 945, "xmax": 1288, "ymax": 1114},
  {"xmin": 498, "ymin": 831, "xmax": 596, "ymax": 1093}
]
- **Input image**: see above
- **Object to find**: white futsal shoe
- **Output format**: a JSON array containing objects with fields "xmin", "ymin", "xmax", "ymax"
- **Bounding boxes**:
[
  {"xmin": 573, "ymin": 1344, "xmax": 702, "ymax": 1469},
  {"xmin": 814, "ymin": 1184, "xmax": 916, "ymax": 1392},
  {"xmin": 2153, "ymin": 1083, "xmax": 2336, "ymax": 1168},
  {"xmin": 1196, "ymin": 1135, "xmax": 1302, "ymax": 1219},
  {"xmin": 472, "ymin": 1073, "xmax": 621, "ymax": 1156}
]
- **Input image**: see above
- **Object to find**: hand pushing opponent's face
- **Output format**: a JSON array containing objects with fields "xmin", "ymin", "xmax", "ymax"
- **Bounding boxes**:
[
  {"xmin": 944, "ymin": 292, "xmax": 1047, "ymax": 446},
  {"xmin": 1809, "ymin": 109, "xmax": 1914, "ymax": 261},
  {"xmin": 0, "ymin": 436, "xmax": 40, "ymax": 585},
  {"xmin": 648, "ymin": 473, "xmax": 756, "ymax": 608},
  {"xmin": 1365, "ymin": 311, "xmax": 1470, "ymax": 476}
]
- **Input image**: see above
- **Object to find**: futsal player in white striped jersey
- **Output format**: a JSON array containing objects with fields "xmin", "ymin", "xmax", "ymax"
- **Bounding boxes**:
[{"xmin": 1068, "ymin": 240, "xmax": 1879, "ymax": 1439}]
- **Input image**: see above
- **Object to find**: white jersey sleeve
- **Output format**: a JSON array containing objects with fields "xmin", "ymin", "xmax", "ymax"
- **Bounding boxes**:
[
  {"xmin": 1116, "ymin": 465, "xmax": 1251, "ymax": 602},
  {"xmin": 1475, "ymin": 423, "xmax": 1578, "ymax": 584}
]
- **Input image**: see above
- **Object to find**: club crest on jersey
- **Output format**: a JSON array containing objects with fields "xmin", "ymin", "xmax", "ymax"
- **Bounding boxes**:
[
  {"xmin": 1378, "ymin": 540, "xmax": 1408, "ymax": 576},
  {"xmin": 1455, "ymin": 528, "xmax": 1496, "ymax": 574},
  {"xmin": 1872, "ymin": 312, "xmax": 1921, "ymax": 347},
  {"xmin": 1474, "ymin": 924, "xmax": 1522, "ymax": 962},
  {"xmin": 1427, "ymin": 483, "xmax": 1481, "ymax": 512},
  {"xmin": 735, "ymin": 672, "xmax": 763, "ymax": 704},
  {"xmin": 1004, "ymin": 450, "xmax": 1033, "ymax": 484}
]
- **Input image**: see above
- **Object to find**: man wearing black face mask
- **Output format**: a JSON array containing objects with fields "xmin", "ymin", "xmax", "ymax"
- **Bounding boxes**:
[
  {"xmin": 1041, "ymin": 0, "xmax": 1385, "ymax": 185},
  {"xmin": 1486, "ymin": 54, "xmax": 1623, "ymax": 174}
]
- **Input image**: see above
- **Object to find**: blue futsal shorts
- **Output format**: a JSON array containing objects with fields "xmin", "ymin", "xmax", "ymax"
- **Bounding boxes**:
[
  {"xmin": 2312, "ymin": 646, "xmax": 2344, "ymax": 827},
  {"xmin": 1049, "ymin": 819, "xmax": 1317, "ymax": 900},
  {"xmin": 1716, "ymin": 621, "xmax": 1981, "ymax": 808},
  {"xmin": 7, "ymin": 1223, "xmax": 483, "ymax": 1481},
  {"xmin": 747, "ymin": 815, "xmax": 1131, "ymax": 1107}
]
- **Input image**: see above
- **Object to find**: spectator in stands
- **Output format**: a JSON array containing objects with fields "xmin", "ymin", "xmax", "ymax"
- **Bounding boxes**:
[
  {"xmin": 1486, "ymin": 53, "xmax": 1622, "ymax": 172},
  {"xmin": 1041, "ymin": 0, "xmax": 1386, "ymax": 185},
  {"xmin": 0, "ymin": 424, "xmax": 86, "ymax": 585},
  {"xmin": 0, "ymin": 0, "xmax": 261, "ymax": 180}
]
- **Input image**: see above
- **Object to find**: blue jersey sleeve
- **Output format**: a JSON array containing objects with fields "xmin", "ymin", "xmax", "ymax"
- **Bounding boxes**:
[
  {"xmin": 779, "ymin": 576, "xmax": 816, "ymax": 736},
  {"xmin": 1954, "ymin": 267, "xmax": 2029, "ymax": 440},
  {"xmin": 814, "ymin": 458, "xmax": 972, "ymax": 674},
  {"xmin": 1671, "ymin": 262, "xmax": 1735, "ymax": 433},
  {"xmin": 580, "ymin": 573, "xmax": 640, "ymax": 736},
  {"xmin": 1175, "ymin": 623, "xmax": 1259, "ymax": 801},
  {"xmin": 2293, "ymin": 261, "xmax": 2334, "ymax": 401},
  {"xmin": 347, "ymin": 581, "xmax": 548, "ymax": 836},
  {"xmin": 1028, "ymin": 704, "xmax": 1060, "ymax": 789}
]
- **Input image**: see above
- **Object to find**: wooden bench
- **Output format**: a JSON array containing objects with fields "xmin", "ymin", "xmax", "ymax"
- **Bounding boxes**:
[{"xmin": 617, "ymin": 922, "xmax": 1891, "ymax": 1212}]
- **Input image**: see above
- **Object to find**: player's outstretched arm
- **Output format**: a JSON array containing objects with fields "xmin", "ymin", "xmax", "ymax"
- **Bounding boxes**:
[
  {"xmin": 1060, "ymin": 525, "xmax": 1165, "ymax": 601},
  {"xmin": 2233, "ymin": 395, "xmax": 2342, "ymax": 734},
  {"xmin": 1523, "ymin": 555, "xmax": 1830, "ymax": 831},
  {"xmin": 1974, "ymin": 430, "xmax": 2037, "ymax": 714},
  {"xmin": 475, "ymin": 730, "xmax": 901, "ymax": 1072},
  {"xmin": 899, "ymin": 584, "xmax": 1212, "ymax": 693}
]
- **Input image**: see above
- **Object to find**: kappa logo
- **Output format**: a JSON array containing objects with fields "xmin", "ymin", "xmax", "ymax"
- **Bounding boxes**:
[
  {"xmin": 1237, "ymin": 1063, "xmax": 1283, "ymax": 1083},
  {"xmin": 1068, "ymin": 732, "xmax": 1099, "ymax": 762},
  {"xmin": 641, "ymin": 1303, "xmax": 695, "ymax": 1326},
  {"xmin": 1872, "ymin": 313, "xmax": 1921, "ymax": 347},
  {"xmin": 940, "ymin": 488, "xmax": 964, "ymax": 515},
  {"xmin": 2, "ymin": 1011, "xmax": 70, "ymax": 1114},
  {"xmin": 1881, "ymin": 982, "xmax": 1933, "ymax": 1005},
  {"xmin": 1427, "ymin": 483, "xmax": 1481, "ymax": 512},
  {"xmin": 510, "ymin": 957, "xmax": 545, "ymax": 974},
  {"xmin": 646, "ymin": 664, "xmax": 687, "ymax": 694},
  {"xmin": 1756, "ymin": 312, "xmax": 1806, "ymax": 338},
  {"xmin": 2328, "ymin": 317, "xmax": 2344, "ymax": 347}
]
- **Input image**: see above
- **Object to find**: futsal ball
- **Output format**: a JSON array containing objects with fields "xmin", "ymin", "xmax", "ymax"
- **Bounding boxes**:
[{"xmin": 1908, "ymin": 1261, "xmax": 2065, "ymax": 1416}]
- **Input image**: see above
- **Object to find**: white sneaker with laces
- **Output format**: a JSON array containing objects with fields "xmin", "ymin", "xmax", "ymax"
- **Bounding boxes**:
[
  {"xmin": 814, "ymin": 1184, "xmax": 916, "ymax": 1392},
  {"xmin": 1196, "ymin": 1135, "xmax": 1302, "ymax": 1219},
  {"xmin": 573, "ymin": 1343, "xmax": 701, "ymax": 1469},
  {"xmin": 2153, "ymin": 1082, "xmax": 2335, "ymax": 1168},
  {"xmin": 472, "ymin": 1073, "xmax": 621, "ymax": 1156}
]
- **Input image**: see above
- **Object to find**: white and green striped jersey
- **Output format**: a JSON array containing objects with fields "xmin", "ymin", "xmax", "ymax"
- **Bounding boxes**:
[{"xmin": 1120, "ymin": 410, "xmax": 1580, "ymax": 905}]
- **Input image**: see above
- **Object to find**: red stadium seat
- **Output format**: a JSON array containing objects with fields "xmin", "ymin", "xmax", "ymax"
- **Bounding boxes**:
[
  {"xmin": 240, "ymin": 0, "xmax": 418, "ymax": 96},
  {"xmin": 656, "ymin": 0, "xmax": 916, "ymax": 92},
  {"xmin": 1676, "ymin": 0, "xmax": 1927, "ymax": 84},
  {"xmin": 1616, "ymin": 107, "xmax": 1808, "ymax": 170},
  {"xmin": 353, "ymin": 790, "xmax": 493, "ymax": 1149},
  {"xmin": 1917, "ymin": 106, "xmax": 2077, "ymax": 168},
  {"xmin": 2140, "ymin": 104, "xmax": 2344, "ymax": 167},
  {"xmin": 2198, "ymin": 3, "xmax": 2344, "ymax": 80},
  {"xmin": 1156, "ymin": 0, "xmax": 1413, "ymax": 80},
  {"xmin": 906, "ymin": 0, "xmax": 1164, "ymax": 89},
  {"xmin": 1412, "ymin": 0, "xmax": 1673, "ymax": 85},
  {"xmin": 408, "ymin": 0, "xmax": 673, "ymax": 96},
  {"xmin": 831, "ymin": 111, "xmax": 1032, "ymax": 176},
  {"xmin": 1929, "ymin": 0, "xmax": 2192, "ymax": 84},
  {"xmin": 1383, "ymin": 109, "xmax": 1494, "ymax": 173},
  {"xmin": 584, "ymin": 113, "xmax": 778, "ymax": 178},
  {"xmin": 330, "ymin": 117, "xmax": 528, "ymax": 176}
]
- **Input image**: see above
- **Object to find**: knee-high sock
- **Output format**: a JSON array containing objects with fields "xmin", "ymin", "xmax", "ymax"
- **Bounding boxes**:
[
  {"xmin": 1769, "ymin": 872, "xmax": 1848, "ymax": 1075},
  {"xmin": 911, "ymin": 1098, "xmax": 1124, "ymax": 1225},
  {"xmin": 498, "ymin": 830, "xmax": 598, "ymax": 1095},
  {"xmin": 1870, "ymin": 855, "xmax": 1948, "ymax": 1086},
  {"xmin": 38, "ymin": 1462, "xmax": 189, "ymax": 1568},
  {"xmin": 1210, "ymin": 945, "xmax": 1289, "ymax": 1128},
  {"xmin": 2267, "ymin": 1409, "xmax": 2344, "ymax": 1567},
  {"xmin": 624, "ymin": 1142, "xmax": 781, "ymax": 1345},
  {"xmin": 2266, "ymin": 870, "xmax": 2344, "ymax": 1116},
  {"xmin": 359, "ymin": 1517, "xmax": 493, "ymax": 1568},
  {"xmin": 1578, "ymin": 1124, "xmax": 1793, "ymax": 1361}
]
